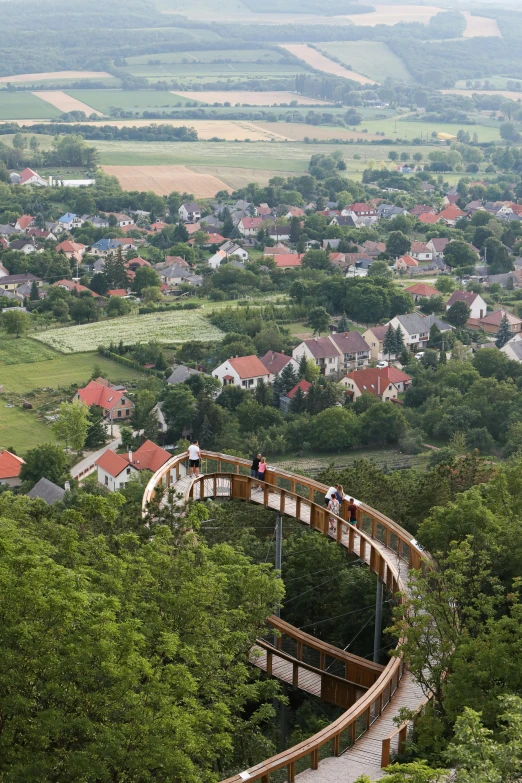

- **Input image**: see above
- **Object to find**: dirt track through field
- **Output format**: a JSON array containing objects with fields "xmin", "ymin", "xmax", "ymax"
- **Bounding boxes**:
[
  {"xmin": 31, "ymin": 91, "xmax": 104, "ymax": 116},
  {"xmin": 461, "ymin": 11, "xmax": 501, "ymax": 37},
  {"xmin": 280, "ymin": 44, "xmax": 378, "ymax": 84},
  {"xmin": 177, "ymin": 90, "xmax": 328, "ymax": 105},
  {"xmin": 0, "ymin": 70, "xmax": 112, "ymax": 83},
  {"xmin": 101, "ymin": 165, "xmax": 232, "ymax": 197}
]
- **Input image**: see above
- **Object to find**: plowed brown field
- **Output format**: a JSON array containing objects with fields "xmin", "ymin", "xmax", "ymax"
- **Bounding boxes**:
[
  {"xmin": 280, "ymin": 44, "xmax": 378, "ymax": 84},
  {"xmin": 31, "ymin": 91, "xmax": 103, "ymax": 116},
  {"xmin": 0, "ymin": 70, "xmax": 111, "ymax": 83},
  {"xmin": 101, "ymin": 165, "xmax": 231, "ymax": 197}
]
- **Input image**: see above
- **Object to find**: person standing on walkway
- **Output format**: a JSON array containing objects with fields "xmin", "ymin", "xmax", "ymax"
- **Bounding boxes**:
[
  {"xmin": 325, "ymin": 485, "xmax": 337, "ymax": 507},
  {"xmin": 257, "ymin": 456, "xmax": 267, "ymax": 482},
  {"xmin": 188, "ymin": 440, "xmax": 201, "ymax": 478},
  {"xmin": 250, "ymin": 453, "xmax": 261, "ymax": 478},
  {"xmin": 348, "ymin": 497, "xmax": 358, "ymax": 525},
  {"xmin": 327, "ymin": 493, "xmax": 340, "ymax": 535}
]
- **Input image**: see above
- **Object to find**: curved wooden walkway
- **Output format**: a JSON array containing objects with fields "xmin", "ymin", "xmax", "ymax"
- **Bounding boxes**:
[{"xmin": 143, "ymin": 453, "xmax": 429, "ymax": 783}]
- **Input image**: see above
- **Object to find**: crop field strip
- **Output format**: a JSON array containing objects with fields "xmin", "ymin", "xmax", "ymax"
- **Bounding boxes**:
[
  {"xmin": 101, "ymin": 165, "xmax": 232, "ymax": 197},
  {"xmin": 32, "ymin": 91, "xmax": 104, "ymax": 116},
  {"xmin": 280, "ymin": 45, "xmax": 378, "ymax": 85},
  {"xmin": 126, "ymin": 49, "xmax": 285, "ymax": 65},
  {"xmin": 461, "ymin": 11, "xmax": 501, "ymax": 38},
  {"xmin": 0, "ymin": 70, "xmax": 113, "ymax": 83},
  {"xmin": 176, "ymin": 91, "xmax": 329, "ymax": 106},
  {"xmin": 0, "ymin": 91, "xmax": 61, "ymax": 120},
  {"xmin": 315, "ymin": 41, "xmax": 414, "ymax": 84},
  {"xmin": 33, "ymin": 311, "xmax": 225, "ymax": 353},
  {"xmin": 65, "ymin": 89, "xmax": 203, "ymax": 112}
]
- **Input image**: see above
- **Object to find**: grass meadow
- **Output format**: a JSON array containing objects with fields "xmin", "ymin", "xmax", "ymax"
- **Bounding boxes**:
[
  {"xmin": 0, "ymin": 91, "xmax": 61, "ymax": 119},
  {"xmin": 317, "ymin": 41, "xmax": 414, "ymax": 83},
  {"xmin": 0, "ymin": 405, "xmax": 53, "ymax": 452}
]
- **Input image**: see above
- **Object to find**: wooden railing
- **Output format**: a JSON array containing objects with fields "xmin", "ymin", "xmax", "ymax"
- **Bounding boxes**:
[
  {"xmin": 142, "ymin": 451, "xmax": 430, "ymax": 783},
  {"xmin": 381, "ymin": 697, "xmax": 429, "ymax": 767}
]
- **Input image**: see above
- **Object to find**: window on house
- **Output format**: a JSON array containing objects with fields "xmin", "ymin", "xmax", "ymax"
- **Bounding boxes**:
[
  {"xmin": 127, "ymin": 468, "xmax": 131, "ymax": 475},
  {"xmin": 118, "ymin": 410, "xmax": 121, "ymax": 418},
  {"xmin": 126, "ymin": 409, "xmax": 130, "ymax": 416},
  {"xmin": 242, "ymin": 381, "xmax": 247, "ymax": 387},
  {"xmin": 104, "ymin": 476, "xmax": 108, "ymax": 486},
  {"xmin": 119, "ymin": 482, "xmax": 125, "ymax": 489}
]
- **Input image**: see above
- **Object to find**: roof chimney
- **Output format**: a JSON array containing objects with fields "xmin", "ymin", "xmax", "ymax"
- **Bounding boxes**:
[
  {"xmin": 64, "ymin": 481, "xmax": 70, "ymax": 492},
  {"xmin": 128, "ymin": 451, "xmax": 133, "ymax": 463}
]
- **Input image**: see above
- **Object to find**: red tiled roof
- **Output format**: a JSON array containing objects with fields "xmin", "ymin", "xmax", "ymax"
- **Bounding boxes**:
[
  {"xmin": 287, "ymin": 206, "xmax": 305, "ymax": 217},
  {"xmin": 107, "ymin": 289, "xmax": 128, "ymax": 297},
  {"xmin": 418, "ymin": 213, "xmax": 440, "ymax": 224},
  {"xmin": 397, "ymin": 255, "xmax": 418, "ymax": 267},
  {"xmin": 382, "ymin": 366, "xmax": 412, "ymax": 384},
  {"xmin": 76, "ymin": 380, "xmax": 130, "ymax": 411},
  {"xmin": 480, "ymin": 309, "xmax": 522, "ymax": 327},
  {"xmin": 53, "ymin": 280, "xmax": 99, "ymax": 297},
  {"xmin": 302, "ymin": 337, "xmax": 339, "ymax": 360},
  {"xmin": 286, "ymin": 379, "xmax": 312, "ymax": 399},
  {"xmin": 366, "ymin": 325, "xmax": 389, "ymax": 342},
  {"xmin": 240, "ymin": 217, "xmax": 263, "ymax": 229},
  {"xmin": 410, "ymin": 241, "xmax": 430, "ymax": 253},
  {"xmin": 124, "ymin": 257, "xmax": 150, "ymax": 269},
  {"xmin": 263, "ymin": 244, "xmax": 290, "ymax": 255},
  {"xmin": 19, "ymin": 169, "xmax": 39, "ymax": 184},
  {"xmin": 439, "ymin": 206, "xmax": 465, "ymax": 220},
  {"xmin": 344, "ymin": 368, "xmax": 396, "ymax": 397},
  {"xmin": 56, "ymin": 240, "xmax": 85, "ymax": 253},
  {"xmin": 330, "ymin": 331, "xmax": 370, "ymax": 354},
  {"xmin": 409, "ymin": 204, "xmax": 436, "ymax": 216},
  {"xmin": 348, "ymin": 203, "xmax": 375, "ymax": 213},
  {"xmin": 0, "ymin": 450, "xmax": 25, "ymax": 479},
  {"xmin": 96, "ymin": 449, "xmax": 129, "ymax": 478},
  {"xmin": 205, "ymin": 233, "xmax": 225, "ymax": 244},
  {"xmin": 273, "ymin": 254, "xmax": 302, "ymax": 268},
  {"xmin": 16, "ymin": 215, "xmax": 34, "ymax": 229},
  {"xmin": 229, "ymin": 355, "xmax": 270, "ymax": 379},
  {"xmin": 405, "ymin": 283, "xmax": 439, "ymax": 296},
  {"xmin": 130, "ymin": 439, "xmax": 170, "ymax": 472}
]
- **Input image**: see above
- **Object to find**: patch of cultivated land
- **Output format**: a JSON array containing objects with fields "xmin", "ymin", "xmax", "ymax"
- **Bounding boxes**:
[
  {"xmin": 83, "ymin": 118, "xmax": 290, "ymax": 141},
  {"xmin": 280, "ymin": 44, "xmax": 378, "ymax": 84},
  {"xmin": 0, "ymin": 70, "xmax": 112, "ymax": 83},
  {"xmin": 67, "ymin": 89, "xmax": 201, "ymax": 112},
  {"xmin": 257, "ymin": 122, "xmax": 384, "ymax": 141},
  {"xmin": 462, "ymin": 11, "xmax": 501, "ymax": 38},
  {"xmin": 190, "ymin": 165, "xmax": 298, "ymax": 189},
  {"xmin": 0, "ymin": 91, "xmax": 61, "ymax": 120},
  {"xmin": 317, "ymin": 41, "xmax": 413, "ymax": 84},
  {"xmin": 33, "ymin": 312, "xmax": 224, "ymax": 354},
  {"xmin": 177, "ymin": 90, "xmax": 328, "ymax": 106},
  {"xmin": 101, "ymin": 165, "xmax": 232, "ymax": 196},
  {"xmin": 441, "ymin": 89, "xmax": 521, "ymax": 101},
  {"xmin": 32, "ymin": 91, "xmax": 103, "ymax": 116},
  {"xmin": 344, "ymin": 4, "xmax": 442, "ymax": 25},
  {"xmin": 127, "ymin": 49, "xmax": 284, "ymax": 64}
]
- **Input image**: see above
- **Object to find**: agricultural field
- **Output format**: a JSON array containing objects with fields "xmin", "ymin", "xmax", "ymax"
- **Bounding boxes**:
[
  {"xmin": 280, "ymin": 44, "xmax": 378, "ymax": 84},
  {"xmin": 126, "ymin": 49, "xmax": 285, "ymax": 65},
  {"xmin": 344, "ymin": 4, "xmax": 443, "ymax": 26},
  {"xmin": 32, "ymin": 91, "xmax": 103, "ymax": 116},
  {"xmin": 119, "ymin": 63, "xmax": 308, "ymax": 83},
  {"xmin": 316, "ymin": 42, "xmax": 413, "ymax": 84},
  {"xmin": 0, "ymin": 339, "xmax": 147, "ymax": 393},
  {"xmin": 0, "ymin": 71, "xmax": 113, "ymax": 84},
  {"xmin": 0, "ymin": 91, "xmax": 61, "ymax": 120},
  {"xmin": 101, "ymin": 165, "xmax": 232, "ymax": 197},
  {"xmin": 461, "ymin": 11, "xmax": 501, "ymax": 38},
  {"xmin": 178, "ymin": 91, "xmax": 328, "ymax": 106},
  {"xmin": 88, "ymin": 118, "xmax": 293, "ymax": 140},
  {"xmin": 33, "ymin": 312, "xmax": 225, "ymax": 354},
  {"xmin": 442, "ymin": 89, "xmax": 522, "ymax": 102},
  {"xmin": 66, "ymin": 90, "xmax": 202, "ymax": 113},
  {"xmin": 189, "ymin": 165, "xmax": 298, "ymax": 190},
  {"xmin": 256, "ymin": 122, "xmax": 383, "ymax": 141}
]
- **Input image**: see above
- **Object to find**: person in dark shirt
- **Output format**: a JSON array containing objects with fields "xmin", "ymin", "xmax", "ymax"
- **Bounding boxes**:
[
  {"xmin": 250, "ymin": 453, "xmax": 261, "ymax": 477},
  {"xmin": 348, "ymin": 498, "xmax": 358, "ymax": 525}
]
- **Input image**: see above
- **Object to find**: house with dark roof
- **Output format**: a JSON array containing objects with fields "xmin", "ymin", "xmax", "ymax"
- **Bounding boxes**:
[
  {"xmin": 27, "ymin": 477, "xmax": 66, "ymax": 504},
  {"xmin": 389, "ymin": 313, "xmax": 453, "ymax": 350},
  {"xmin": 167, "ymin": 365, "xmax": 202, "ymax": 385},
  {"xmin": 329, "ymin": 331, "xmax": 371, "ymax": 373},
  {"xmin": 446, "ymin": 290, "xmax": 487, "ymax": 320},
  {"xmin": 0, "ymin": 273, "xmax": 41, "ymax": 292},
  {"xmin": 467, "ymin": 309, "xmax": 522, "ymax": 335},
  {"xmin": 96, "ymin": 440, "xmax": 170, "ymax": 492},
  {"xmin": 260, "ymin": 351, "xmax": 299, "ymax": 383},
  {"xmin": 213, "ymin": 355, "xmax": 270, "ymax": 388},
  {"xmin": 500, "ymin": 336, "xmax": 522, "ymax": 362},
  {"xmin": 292, "ymin": 332, "xmax": 370, "ymax": 378},
  {"xmin": 179, "ymin": 203, "xmax": 201, "ymax": 223},
  {"xmin": 362, "ymin": 325, "xmax": 390, "ymax": 361}
]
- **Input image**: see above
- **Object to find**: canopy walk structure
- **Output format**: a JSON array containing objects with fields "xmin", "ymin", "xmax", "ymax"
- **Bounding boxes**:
[{"xmin": 142, "ymin": 452, "xmax": 429, "ymax": 783}]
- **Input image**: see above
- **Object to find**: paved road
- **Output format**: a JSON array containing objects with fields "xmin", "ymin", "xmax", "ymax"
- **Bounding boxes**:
[{"xmin": 71, "ymin": 426, "xmax": 121, "ymax": 479}]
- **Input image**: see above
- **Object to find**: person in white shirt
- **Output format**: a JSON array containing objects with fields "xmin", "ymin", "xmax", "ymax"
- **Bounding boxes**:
[
  {"xmin": 188, "ymin": 440, "xmax": 201, "ymax": 477},
  {"xmin": 324, "ymin": 486, "xmax": 337, "ymax": 507}
]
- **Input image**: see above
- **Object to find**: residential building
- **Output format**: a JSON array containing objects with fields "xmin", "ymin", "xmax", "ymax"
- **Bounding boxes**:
[
  {"xmin": 0, "ymin": 273, "xmax": 41, "ymax": 292},
  {"xmin": 96, "ymin": 440, "xmax": 170, "ymax": 491},
  {"xmin": 15, "ymin": 167, "xmax": 48, "ymax": 187},
  {"xmin": 27, "ymin": 477, "xmax": 66, "ymax": 504},
  {"xmin": 329, "ymin": 215, "xmax": 356, "ymax": 228},
  {"xmin": 53, "ymin": 279, "xmax": 99, "ymax": 297},
  {"xmin": 109, "ymin": 213, "xmax": 135, "ymax": 227},
  {"xmin": 238, "ymin": 217, "xmax": 263, "ymax": 237},
  {"xmin": 341, "ymin": 368, "xmax": 399, "ymax": 402},
  {"xmin": 381, "ymin": 365, "xmax": 412, "ymax": 393},
  {"xmin": 405, "ymin": 283, "xmax": 439, "ymax": 302},
  {"xmin": 58, "ymin": 212, "xmax": 84, "ymax": 231},
  {"xmin": 125, "ymin": 257, "xmax": 150, "ymax": 273},
  {"xmin": 0, "ymin": 262, "xmax": 8, "ymax": 277},
  {"xmin": 268, "ymin": 226, "xmax": 291, "ymax": 241},
  {"xmin": 445, "ymin": 290, "xmax": 487, "ymax": 320},
  {"xmin": 263, "ymin": 243, "xmax": 290, "ymax": 256},
  {"xmin": 213, "ymin": 355, "xmax": 270, "ymax": 388},
  {"xmin": 27, "ymin": 228, "xmax": 57, "ymax": 241},
  {"xmin": 202, "ymin": 232, "xmax": 225, "ymax": 246},
  {"xmin": 389, "ymin": 313, "xmax": 453, "ymax": 350},
  {"xmin": 362, "ymin": 325, "xmax": 390, "ymax": 361},
  {"xmin": 74, "ymin": 378, "xmax": 134, "ymax": 422},
  {"xmin": 329, "ymin": 331, "xmax": 371, "ymax": 373},
  {"xmin": 426, "ymin": 237, "xmax": 450, "ymax": 260},
  {"xmin": 208, "ymin": 250, "xmax": 227, "ymax": 269},
  {"xmin": 85, "ymin": 215, "xmax": 110, "ymax": 228},
  {"xmin": 292, "ymin": 332, "xmax": 370, "ymax": 378},
  {"xmin": 260, "ymin": 351, "xmax": 299, "ymax": 383},
  {"xmin": 56, "ymin": 240, "xmax": 86, "ymax": 262},
  {"xmin": 219, "ymin": 240, "xmax": 249, "ymax": 260},
  {"xmin": 438, "ymin": 206, "xmax": 466, "ymax": 226},
  {"xmin": 0, "ymin": 450, "xmax": 25, "ymax": 488},
  {"xmin": 158, "ymin": 264, "xmax": 195, "ymax": 285},
  {"xmin": 272, "ymin": 254, "xmax": 302, "ymax": 271},
  {"xmin": 409, "ymin": 241, "xmax": 433, "ymax": 262},
  {"xmin": 377, "ymin": 204, "xmax": 408, "ymax": 219},
  {"xmin": 418, "ymin": 212, "xmax": 440, "ymax": 226},
  {"xmin": 394, "ymin": 254, "xmax": 419, "ymax": 271},
  {"xmin": 285, "ymin": 206, "xmax": 305, "ymax": 219},
  {"xmin": 167, "ymin": 365, "xmax": 202, "ymax": 385},
  {"xmin": 500, "ymin": 338, "xmax": 522, "ymax": 363},
  {"xmin": 15, "ymin": 214, "xmax": 35, "ymax": 232},
  {"xmin": 361, "ymin": 240, "xmax": 386, "ymax": 257},
  {"xmin": 409, "ymin": 204, "xmax": 436, "ymax": 217},
  {"xmin": 107, "ymin": 289, "xmax": 129, "ymax": 297},
  {"xmin": 347, "ymin": 203, "xmax": 377, "ymax": 218},
  {"xmin": 90, "ymin": 238, "xmax": 127, "ymax": 257},
  {"xmin": 280, "ymin": 379, "xmax": 312, "ymax": 414},
  {"xmin": 179, "ymin": 203, "xmax": 201, "ymax": 223},
  {"xmin": 467, "ymin": 309, "xmax": 522, "ymax": 335},
  {"xmin": 8, "ymin": 239, "xmax": 39, "ymax": 254}
]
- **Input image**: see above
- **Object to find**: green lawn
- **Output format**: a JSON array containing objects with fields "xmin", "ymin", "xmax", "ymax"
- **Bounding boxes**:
[
  {"xmin": 0, "ymin": 91, "xmax": 61, "ymax": 119},
  {"xmin": 361, "ymin": 115, "xmax": 501, "ymax": 143},
  {"xmin": 66, "ymin": 89, "xmax": 203, "ymax": 112},
  {"xmin": 0, "ymin": 340, "xmax": 147, "ymax": 393},
  {"xmin": 317, "ymin": 42, "xmax": 414, "ymax": 84},
  {"xmin": 0, "ymin": 405, "xmax": 53, "ymax": 452}
]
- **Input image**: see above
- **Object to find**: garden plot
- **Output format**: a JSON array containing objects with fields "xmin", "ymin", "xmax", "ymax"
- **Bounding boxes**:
[{"xmin": 33, "ymin": 312, "xmax": 224, "ymax": 353}]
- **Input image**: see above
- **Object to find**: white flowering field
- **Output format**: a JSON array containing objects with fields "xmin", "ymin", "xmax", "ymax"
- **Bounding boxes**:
[{"xmin": 33, "ymin": 312, "xmax": 224, "ymax": 354}]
